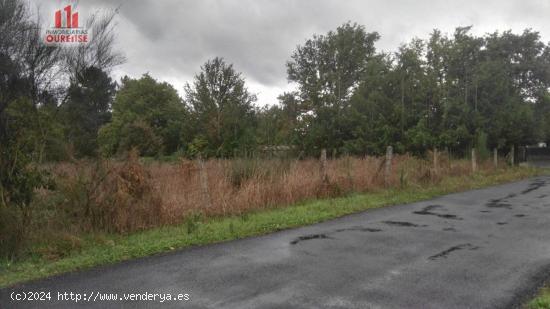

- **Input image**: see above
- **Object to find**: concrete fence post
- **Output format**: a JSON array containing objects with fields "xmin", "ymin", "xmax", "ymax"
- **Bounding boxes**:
[
  {"xmin": 493, "ymin": 148, "xmax": 498, "ymax": 169},
  {"xmin": 445, "ymin": 146, "xmax": 451, "ymax": 169},
  {"xmin": 510, "ymin": 145, "xmax": 515, "ymax": 166},
  {"xmin": 385, "ymin": 146, "xmax": 393, "ymax": 186},
  {"xmin": 197, "ymin": 154, "xmax": 212, "ymax": 209},
  {"xmin": 471, "ymin": 148, "xmax": 477, "ymax": 173},
  {"xmin": 320, "ymin": 148, "xmax": 328, "ymax": 183},
  {"xmin": 433, "ymin": 147, "xmax": 439, "ymax": 174}
]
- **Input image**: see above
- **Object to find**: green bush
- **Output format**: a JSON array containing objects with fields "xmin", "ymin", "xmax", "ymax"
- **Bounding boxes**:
[
  {"xmin": 0, "ymin": 98, "xmax": 49, "ymax": 260},
  {"xmin": 118, "ymin": 120, "xmax": 163, "ymax": 157}
]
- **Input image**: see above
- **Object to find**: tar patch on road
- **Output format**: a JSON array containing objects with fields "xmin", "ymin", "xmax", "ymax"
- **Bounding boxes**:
[
  {"xmin": 486, "ymin": 196, "xmax": 514, "ymax": 209},
  {"xmin": 291, "ymin": 226, "xmax": 382, "ymax": 245},
  {"xmin": 290, "ymin": 234, "xmax": 331, "ymax": 245},
  {"xmin": 486, "ymin": 192, "xmax": 522, "ymax": 209},
  {"xmin": 413, "ymin": 205, "xmax": 462, "ymax": 220},
  {"xmin": 383, "ymin": 221, "xmax": 426, "ymax": 227},
  {"xmin": 521, "ymin": 179, "xmax": 547, "ymax": 195},
  {"xmin": 428, "ymin": 244, "xmax": 480, "ymax": 260},
  {"xmin": 334, "ymin": 226, "xmax": 382, "ymax": 233},
  {"xmin": 442, "ymin": 227, "xmax": 457, "ymax": 232}
]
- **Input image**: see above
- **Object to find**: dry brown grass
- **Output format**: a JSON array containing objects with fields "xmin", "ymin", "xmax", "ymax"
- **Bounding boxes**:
[
  {"xmin": 37, "ymin": 151, "xmax": 497, "ymax": 234},
  {"xmin": 3, "ymin": 150, "xmax": 514, "ymax": 264},
  {"xmin": 45, "ymin": 150, "xmax": 163, "ymax": 233}
]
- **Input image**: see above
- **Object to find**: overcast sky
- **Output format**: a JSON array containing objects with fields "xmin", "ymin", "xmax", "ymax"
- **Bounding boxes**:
[{"xmin": 34, "ymin": 0, "xmax": 550, "ymax": 105}]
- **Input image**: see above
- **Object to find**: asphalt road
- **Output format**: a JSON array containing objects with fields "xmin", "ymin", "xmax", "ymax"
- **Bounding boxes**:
[
  {"xmin": 2, "ymin": 176, "xmax": 550, "ymax": 309},
  {"xmin": 528, "ymin": 160, "xmax": 550, "ymax": 168}
]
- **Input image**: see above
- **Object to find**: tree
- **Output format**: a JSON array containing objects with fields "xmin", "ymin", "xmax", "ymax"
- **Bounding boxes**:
[
  {"xmin": 0, "ymin": 0, "xmax": 62, "ymax": 258},
  {"xmin": 185, "ymin": 57, "xmax": 257, "ymax": 157},
  {"xmin": 61, "ymin": 67, "xmax": 116, "ymax": 157},
  {"xmin": 346, "ymin": 54, "xmax": 402, "ymax": 155},
  {"xmin": 256, "ymin": 93, "xmax": 302, "ymax": 148},
  {"xmin": 63, "ymin": 10, "xmax": 126, "ymax": 83},
  {"xmin": 0, "ymin": 0, "xmax": 61, "ymax": 203},
  {"xmin": 0, "ymin": 0, "xmax": 126, "ymax": 258},
  {"xmin": 286, "ymin": 22, "xmax": 380, "ymax": 154},
  {"xmin": 395, "ymin": 39, "xmax": 433, "ymax": 154},
  {"xmin": 58, "ymin": 8, "xmax": 126, "ymax": 158},
  {"xmin": 476, "ymin": 29, "xmax": 550, "ymax": 149},
  {"xmin": 98, "ymin": 74, "xmax": 188, "ymax": 156},
  {"xmin": 425, "ymin": 29, "xmax": 451, "ymax": 149},
  {"xmin": 1, "ymin": 0, "xmax": 125, "ymax": 161}
]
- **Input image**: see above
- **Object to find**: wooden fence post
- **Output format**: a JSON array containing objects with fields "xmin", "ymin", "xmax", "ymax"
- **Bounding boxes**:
[
  {"xmin": 320, "ymin": 148, "xmax": 328, "ymax": 183},
  {"xmin": 493, "ymin": 148, "xmax": 498, "ymax": 169},
  {"xmin": 385, "ymin": 146, "xmax": 393, "ymax": 186},
  {"xmin": 197, "ymin": 154, "xmax": 212, "ymax": 209},
  {"xmin": 471, "ymin": 148, "xmax": 477, "ymax": 173},
  {"xmin": 510, "ymin": 145, "xmax": 515, "ymax": 166}
]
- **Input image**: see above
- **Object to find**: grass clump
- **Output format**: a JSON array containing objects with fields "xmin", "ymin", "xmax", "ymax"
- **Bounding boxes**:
[{"xmin": 528, "ymin": 287, "xmax": 550, "ymax": 309}]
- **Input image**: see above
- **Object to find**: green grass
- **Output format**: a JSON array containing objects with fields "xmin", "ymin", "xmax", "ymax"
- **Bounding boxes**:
[
  {"xmin": 528, "ymin": 287, "xmax": 550, "ymax": 309},
  {"xmin": 0, "ymin": 167, "xmax": 544, "ymax": 288}
]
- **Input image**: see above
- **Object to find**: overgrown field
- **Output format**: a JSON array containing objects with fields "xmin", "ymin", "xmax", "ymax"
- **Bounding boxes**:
[
  {"xmin": 33, "ymin": 152, "xmax": 495, "ymax": 233},
  {"xmin": 0, "ymin": 152, "xmax": 542, "ymax": 287}
]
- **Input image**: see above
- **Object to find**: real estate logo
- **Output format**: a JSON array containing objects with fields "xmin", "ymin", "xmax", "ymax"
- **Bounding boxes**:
[
  {"xmin": 44, "ymin": 2, "xmax": 90, "ymax": 45},
  {"xmin": 55, "ymin": 4, "xmax": 79, "ymax": 28}
]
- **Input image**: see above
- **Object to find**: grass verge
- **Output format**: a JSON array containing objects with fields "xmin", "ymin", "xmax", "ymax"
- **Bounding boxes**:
[
  {"xmin": 528, "ymin": 286, "xmax": 550, "ymax": 309},
  {"xmin": 0, "ymin": 167, "xmax": 544, "ymax": 288}
]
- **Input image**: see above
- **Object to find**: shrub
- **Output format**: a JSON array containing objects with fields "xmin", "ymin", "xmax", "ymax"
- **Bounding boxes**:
[
  {"xmin": 56, "ymin": 150, "xmax": 163, "ymax": 233},
  {"xmin": 0, "ymin": 206, "xmax": 27, "ymax": 260},
  {"xmin": 118, "ymin": 120, "xmax": 163, "ymax": 157},
  {"xmin": 0, "ymin": 98, "xmax": 50, "ymax": 259}
]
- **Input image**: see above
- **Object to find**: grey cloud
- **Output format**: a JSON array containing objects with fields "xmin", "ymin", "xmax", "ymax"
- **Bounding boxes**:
[{"xmin": 30, "ymin": 0, "xmax": 550, "ymax": 103}]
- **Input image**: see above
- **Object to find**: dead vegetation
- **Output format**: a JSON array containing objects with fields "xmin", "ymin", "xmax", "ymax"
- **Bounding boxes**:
[{"xmin": 38, "ymin": 152, "xmax": 490, "ymax": 230}]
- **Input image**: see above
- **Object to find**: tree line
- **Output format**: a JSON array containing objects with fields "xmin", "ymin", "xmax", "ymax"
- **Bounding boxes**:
[
  {"xmin": 20, "ymin": 23, "xmax": 550, "ymax": 161},
  {"xmin": 279, "ymin": 24, "xmax": 550, "ymax": 157},
  {"xmin": 3, "ymin": 0, "xmax": 550, "ymax": 210}
]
